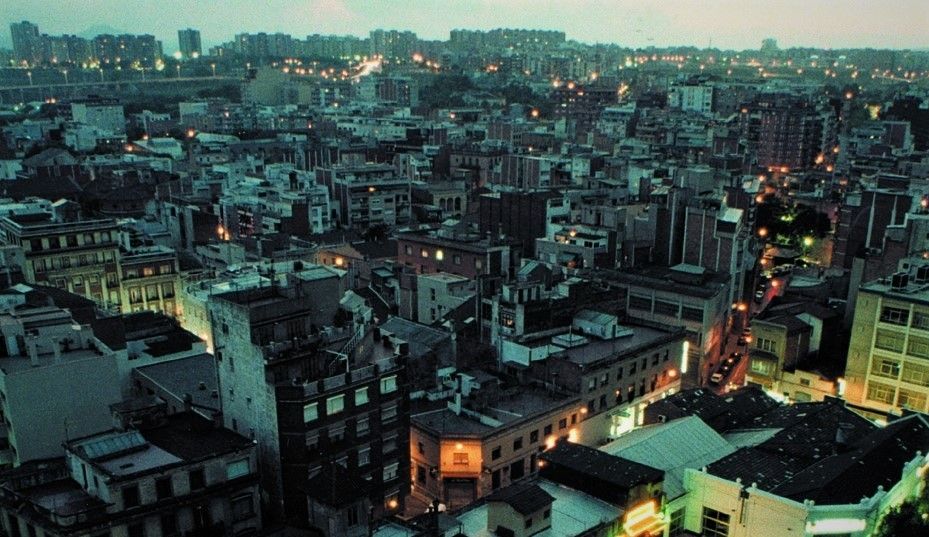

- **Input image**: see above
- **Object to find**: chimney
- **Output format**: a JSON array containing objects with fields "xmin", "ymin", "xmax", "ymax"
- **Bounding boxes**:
[
  {"xmin": 26, "ymin": 337, "xmax": 38, "ymax": 367},
  {"xmin": 52, "ymin": 340, "xmax": 62, "ymax": 364},
  {"xmin": 183, "ymin": 393, "xmax": 193, "ymax": 412}
]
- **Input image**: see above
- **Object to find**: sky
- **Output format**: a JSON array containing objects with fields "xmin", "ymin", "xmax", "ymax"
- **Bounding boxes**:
[{"xmin": 2, "ymin": 0, "xmax": 927, "ymax": 51}]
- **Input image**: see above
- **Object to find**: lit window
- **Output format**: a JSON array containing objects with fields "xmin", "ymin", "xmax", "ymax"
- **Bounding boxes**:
[
  {"xmin": 380, "ymin": 375, "xmax": 398, "ymax": 394},
  {"xmin": 421, "ymin": 248, "xmax": 429, "ymax": 258},
  {"xmin": 326, "ymin": 394, "xmax": 345, "ymax": 415},
  {"xmin": 355, "ymin": 387, "xmax": 369, "ymax": 405},
  {"xmin": 435, "ymin": 249, "xmax": 444, "ymax": 261},
  {"xmin": 226, "ymin": 458, "xmax": 249, "ymax": 480},
  {"xmin": 303, "ymin": 402, "xmax": 318, "ymax": 423}
]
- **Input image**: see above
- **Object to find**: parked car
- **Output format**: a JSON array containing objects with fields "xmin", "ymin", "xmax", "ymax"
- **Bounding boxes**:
[{"xmin": 710, "ymin": 372, "xmax": 724, "ymax": 385}]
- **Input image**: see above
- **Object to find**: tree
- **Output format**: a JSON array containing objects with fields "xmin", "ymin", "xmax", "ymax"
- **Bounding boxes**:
[{"xmin": 873, "ymin": 476, "xmax": 929, "ymax": 537}]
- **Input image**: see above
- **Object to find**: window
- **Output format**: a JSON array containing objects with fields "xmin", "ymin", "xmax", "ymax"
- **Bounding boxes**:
[
  {"xmin": 156, "ymin": 477, "xmax": 172, "ymax": 500},
  {"xmin": 875, "ymin": 329, "xmax": 906, "ymax": 353},
  {"xmin": 898, "ymin": 388, "xmax": 928, "ymax": 411},
  {"xmin": 872, "ymin": 358, "xmax": 901, "ymax": 379},
  {"xmin": 908, "ymin": 336, "xmax": 929, "ymax": 359},
  {"xmin": 420, "ymin": 248, "xmax": 429, "ymax": 258},
  {"xmin": 544, "ymin": 424, "xmax": 552, "ymax": 436},
  {"xmin": 474, "ymin": 259, "xmax": 483, "ymax": 271},
  {"xmin": 232, "ymin": 495, "xmax": 255, "ymax": 522},
  {"xmin": 669, "ymin": 508, "xmax": 685, "ymax": 537},
  {"xmin": 356, "ymin": 416, "xmax": 370, "ymax": 436},
  {"xmin": 492, "ymin": 446, "xmax": 501, "ymax": 460},
  {"xmin": 654, "ymin": 300, "xmax": 679, "ymax": 316},
  {"xmin": 143, "ymin": 267, "xmax": 155, "ymax": 277},
  {"xmin": 382, "ymin": 404, "xmax": 398, "ymax": 422},
  {"xmin": 453, "ymin": 254, "xmax": 462, "ymax": 265},
  {"xmin": 513, "ymin": 437, "xmax": 523, "ymax": 451},
  {"xmin": 161, "ymin": 512, "xmax": 178, "ymax": 536},
  {"xmin": 355, "ymin": 387, "xmax": 369, "ymax": 406},
  {"xmin": 417, "ymin": 441, "xmax": 425, "ymax": 454},
  {"xmin": 122, "ymin": 484, "xmax": 140, "ymax": 508},
  {"xmin": 600, "ymin": 373, "xmax": 609, "ymax": 386},
  {"xmin": 382, "ymin": 433, "xmax": 398, "ymax": 454},
  {"xmin": 417, "ymin": 465, "xmax": 427, "ymax": 483},
  {"xmin": 435, "ymin": 249, "xmax": 444, "ymax": 261},
  {"xmin": 162, "ymin": 282, "xmax": 175, "ymax": 298},
  {"xmin": 756, "ymin": 338, "xmax": 777, "ymax": 353},
  {"xmin": 327, "ymin": 394, "xmax": 345, "ymax": 415},
  {"xmin": 510, "ymin": 459, "xmax": 525, "ymax": 480},
  {"xmin": 544, "ymin": 509, "xmax": 551, "ymax": 519},
  {"xmin": 902, "ymin": 362, "xmax": 929, "ymax": 387},
  {"xmin": 127, "ymin": 523, "xmax": 144, "ymax": 537},
  {"xmin": 383, "ymin": 462, "xmax": 399, "ymax": 481},
  {"xmin": 881, "ymin": 306, "xmax": 909, "ymax": 326},
  {"xmin": 160, "ymin": 264, "xmax": 173, "ymax": 275},
  {"xmin": 189, "ymin": 468, "xmax": 205, "ymax": 490},
  {"xmin": 701, "ymin": 507, "xmax": 731, "ymax": 537},
  {"xmin": 913, "ymin": 312, "xmax": 929, "ymax": 331},
  {"xmin": 866, "ymin": 381, "xmax": 896, "ymax": 405},
  {"xmin": 750, "ymin": 359, "xmax": 774, "ymax": 376},
  {"xmin": 405, "ymin": 245, "xmax": 412, "ymax": 255},
  {"xmin": 587, "ymin": 378, "xmax": 596, "ymax": 391},
  {"xmin": 358, "ymin": 447, "xmax": 371, "ymax": 466},
  {"xmin": 226, "ymin": 458, "xmax": 250, "ymax": 479},
  {"xmin": 303, "ymin": 402, "xmax": 319, "ymax": 423},
  {"xmin": 530, "ymin": 430, "xmax": 538, "ymax": 443},
  {"xmin": 559, "ymin": 418, "xmax": 568, "ymax": 429},
  {"xmin": 681, "ymin": 306, "xmax": 704, "ymax": 322},
  {"xmin": 629, "ymin": 294, "xmax": 652, "ymax": 311},
  {"xmin": 524, "ymin": 518, "xmax": 533, "ymax": 529},
  {"xmin": 453, "ymin": 452, "xmax": 469, "ymax": 465},
  {"xmin": 380, "ymin": 375, "xmax": 398, "ymax": 394}
]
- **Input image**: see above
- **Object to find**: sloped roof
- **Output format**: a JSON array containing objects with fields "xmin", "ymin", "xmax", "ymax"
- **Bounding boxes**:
[
  {"xmin": 486, "ymin": 482, "xmax": 554, "ymax": 515},
  {"xmin": 601, "ymin": 416, "xmax": 735, "ymax": 499}
]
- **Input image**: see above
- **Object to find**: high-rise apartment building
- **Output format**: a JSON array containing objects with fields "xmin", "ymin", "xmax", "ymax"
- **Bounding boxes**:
[
  {"xmin": 178, "ymin": 28, "xmax": 202, "ymax": 59},
  {"xmin": 9, "ymin": 21, "xmax": 40, "ymax": 65}
]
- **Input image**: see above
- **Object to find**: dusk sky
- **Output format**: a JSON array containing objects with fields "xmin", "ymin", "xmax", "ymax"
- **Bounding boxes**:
[{"xmin": 2, "ymin": 0, "xmax": 927, "ymax": 51}]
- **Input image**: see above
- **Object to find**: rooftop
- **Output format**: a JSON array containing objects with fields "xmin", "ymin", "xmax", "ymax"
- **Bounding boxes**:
[
  {"xmin": 412, "ymin": 387, "xmax": 575, "ymax": 439},
  {"xmin": 68, "ymin": 412, "xmax": 253, "ymax": 479},
  {"xmin": 455, "ymin": 478, "xmax": 620, "ymax": 537},
  {"xmin": 485, "ymin": 482, "xmax": 554, "ymax": 515},
  {"xmin": 542, "ymin": 442, "xmax": 663, "ymax": 489},
  {"xmin": 133, "ymin": 353, "xmax": 219, "ymax": 413},
  {"xmin": 549, "ymin": 324, "xmax": 676, "ymax": 366},
  {"xmin": 602, "ymin": 416, "xmax": 735, "ymax": 499}
]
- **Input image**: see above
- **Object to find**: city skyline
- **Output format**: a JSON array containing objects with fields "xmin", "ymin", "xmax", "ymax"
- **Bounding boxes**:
[{"xmin": 2, "ymin": 0, "xmax": 928, "ymax": 52}]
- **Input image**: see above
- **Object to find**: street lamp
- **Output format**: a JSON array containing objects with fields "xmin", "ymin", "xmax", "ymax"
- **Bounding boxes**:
[
  {"xmin": 211, "ymin": 63, "xmax": 216, "ymax": 77},
  {"xmin": 26, "ymin": 71, "xmax": 32, "ymax": 86},
  {"xmin": 803, "ymin": 236, "xmax": 814, "ymax": 248},
  {"xmin": 62, "ymin": 69, "xmax": 68, "ymax": 84}
]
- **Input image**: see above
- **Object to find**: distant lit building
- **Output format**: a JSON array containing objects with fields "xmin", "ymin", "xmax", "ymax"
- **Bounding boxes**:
[{"xmin": 178, "ymin": 28, "xmax": 202, "ymax": 59}]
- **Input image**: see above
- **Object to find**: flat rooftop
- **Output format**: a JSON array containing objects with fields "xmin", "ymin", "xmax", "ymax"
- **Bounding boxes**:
[
  {"xmin": 413, "ymin": 386, "xmax": 575, "ymax": 439},
  {"xmin": 549, "ymin": 324, "xmax": 675, "ymax": 366}
]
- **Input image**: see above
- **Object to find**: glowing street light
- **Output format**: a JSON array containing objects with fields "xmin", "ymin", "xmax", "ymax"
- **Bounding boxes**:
[{"xmin": 803, "ymin": 236, "xmax": 814, "ymax": 248}]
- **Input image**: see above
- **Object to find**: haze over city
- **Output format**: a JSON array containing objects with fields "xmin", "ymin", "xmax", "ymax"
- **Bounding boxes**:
[
  {"xmin": 2, "ymin": 0, "xmax": 928, "ymax": 50},
  {"xmin": 1, "ymin": 2, "xmax": 929, "ymax": 537}
]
